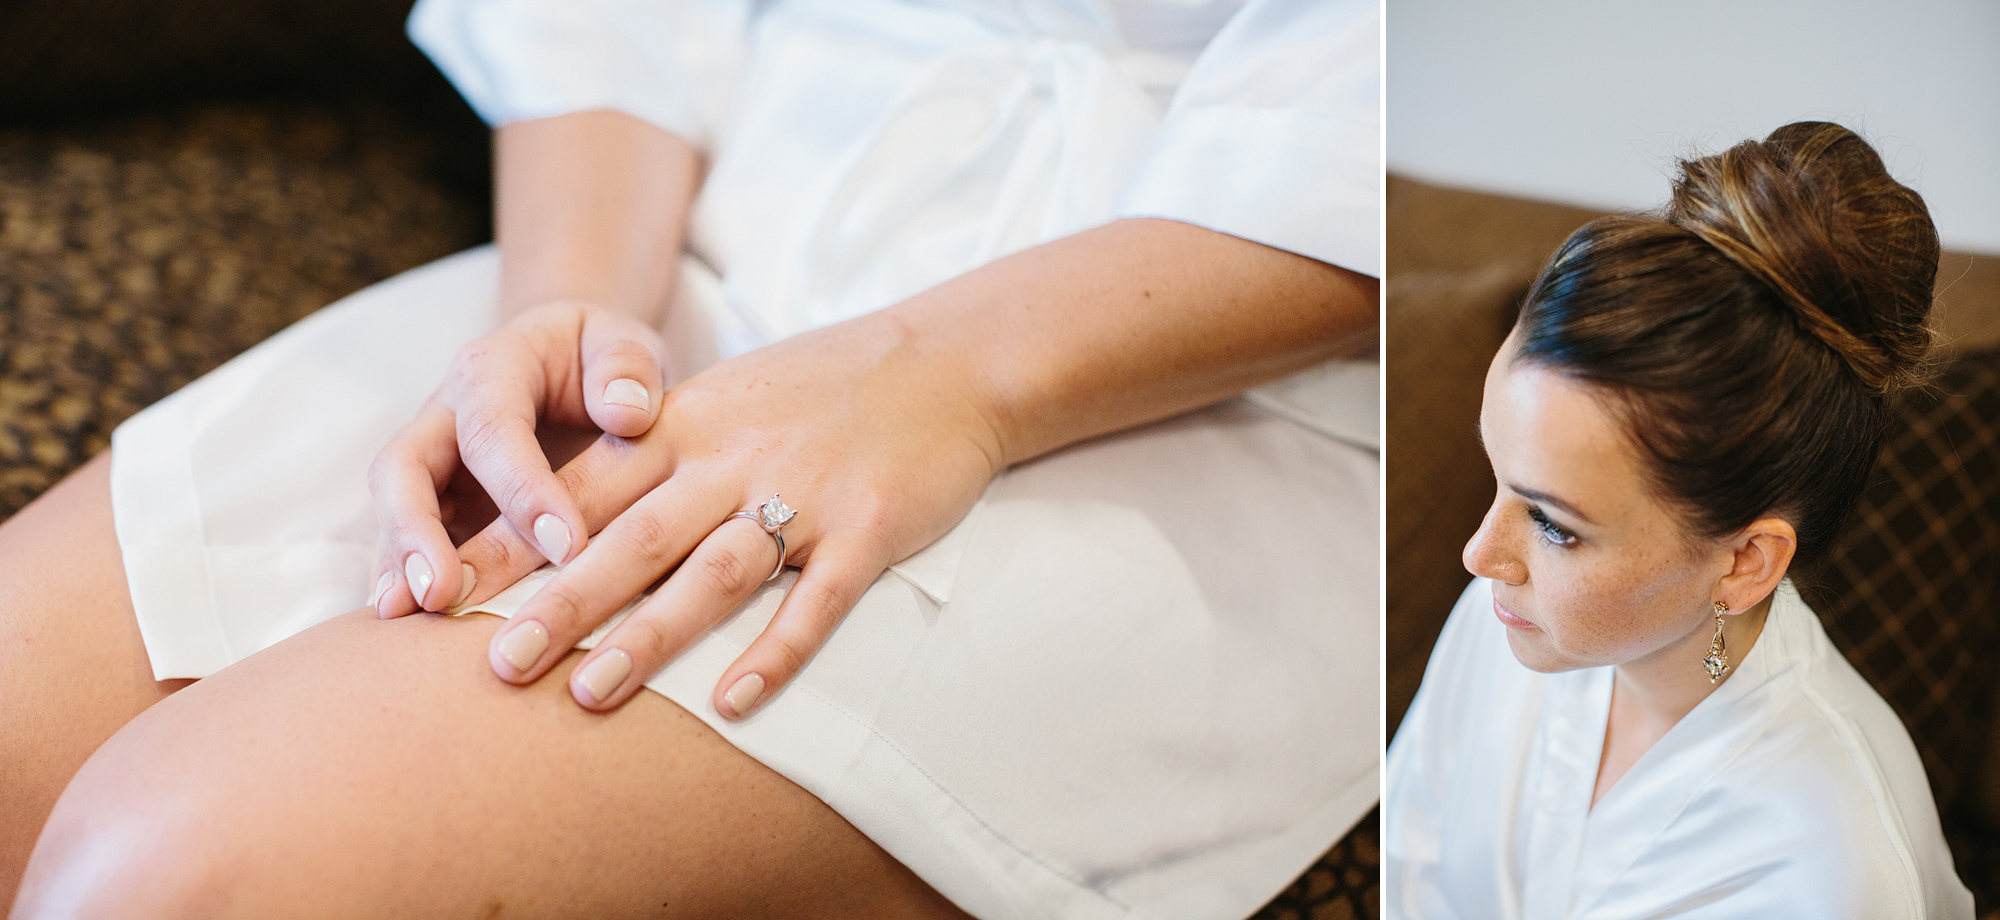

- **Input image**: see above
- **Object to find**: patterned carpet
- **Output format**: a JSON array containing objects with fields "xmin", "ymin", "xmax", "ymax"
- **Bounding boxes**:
[{"xmin": 0, "ymin": 101, "xmax": 485, "ymax": 517}]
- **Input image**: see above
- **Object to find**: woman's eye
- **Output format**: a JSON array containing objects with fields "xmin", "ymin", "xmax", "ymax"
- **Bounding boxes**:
[{"xmin": 1527, "ymin": 507, "xmax": 1577, "ymax": 546}]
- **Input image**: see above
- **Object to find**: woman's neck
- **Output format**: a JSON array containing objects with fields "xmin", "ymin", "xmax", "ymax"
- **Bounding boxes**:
[{"xmin": 1590, "ymin": 592, "xmax": 1775, "ymax": 808}]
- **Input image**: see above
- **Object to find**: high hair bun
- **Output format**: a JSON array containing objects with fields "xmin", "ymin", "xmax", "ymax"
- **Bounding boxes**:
[
  {"xmin": 1664, "ymin": 121, "xmax": 1939, "ymax": 394},
  {"xmin": 1514, "ymin": 122, "xmax": 1945, "ymax": 565}
]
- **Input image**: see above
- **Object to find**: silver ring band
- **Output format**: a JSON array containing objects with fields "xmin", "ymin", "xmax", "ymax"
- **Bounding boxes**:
[{"xmin": 727, "ymin": 494, "xmax": 797, "ymax": 583}]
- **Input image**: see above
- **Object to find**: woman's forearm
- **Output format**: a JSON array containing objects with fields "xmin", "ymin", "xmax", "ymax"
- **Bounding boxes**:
[
  {"xmin": 895, "ymin": 218, "xmax": 1378, "ymax": 467},
  {"xmin": 495, "ymin": 110, "xmax": 702, "ymax": 324}
]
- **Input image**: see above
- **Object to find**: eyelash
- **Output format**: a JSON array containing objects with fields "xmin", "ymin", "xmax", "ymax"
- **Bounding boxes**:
[{"xmin": 1527, "ymin": 507, "xmax": 1577, "ymax": 547}]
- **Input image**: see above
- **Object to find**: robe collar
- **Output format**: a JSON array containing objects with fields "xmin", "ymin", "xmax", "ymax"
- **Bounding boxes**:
[{"xmin": 1516, "ymin": 580, "xmax": 1814, "ymax": 918}]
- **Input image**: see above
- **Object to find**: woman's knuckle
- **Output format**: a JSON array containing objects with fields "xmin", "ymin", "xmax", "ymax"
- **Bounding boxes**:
[
  {"xmin": 764, "ymin": 633, "xmax": 813, "ymax": 676},
  {"xmin": 795, "ymin": 579, "xmax": 852, "ymax": 623},
  {"xmin": 852, "ymin": 506, "xmax": 898, "ymax": 544},
  {"xmin": 597, "ymin": 337, "xmax": 656, "ymax": 365},
  {"xmin": 382, "ymin": 517, "xmax": 431, "ymax": 553},
  {"xmin": 448, "ymin": 340, "xmax": 491, "ymax": 377},
  {"xmin": 365, "ymin": 449, "xmax": 395, "ymax": 487},
  {"xmin": 457, "ymin": 407, "xmax": 510, "ymax": 453},
  {"xmin": 556, "ymin": 447, "xmax": 609, "ymax": 497},
  {"xmin": 535, "ymin": 582, "xmax": 589, "ymax": 626},
  {"xmin": 472, "ymin": 532, "xmax": 520, "ymax": 573},
  {"xmin": 656, "ymin": 385, "xmax": 699, "ymax": 418},
  {"xmin": 610, "ymin": 513, "xmax": 676, "ymax": 566},
  {"xmin": 617, "ymin": 614, "xmax": 675, "ymax": 656},
  {"xmin": 492, "ymin": 473, "xmax": 541, "ymax": 517},
  {"xmin": 694, "ymin": 547, "xmax": 755, "ymax": 596}
]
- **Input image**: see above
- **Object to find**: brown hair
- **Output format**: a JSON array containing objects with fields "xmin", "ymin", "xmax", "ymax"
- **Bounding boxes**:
[{"xmin": 1515, "ymin": 121, "xmax": 1939, "ymax": 565}]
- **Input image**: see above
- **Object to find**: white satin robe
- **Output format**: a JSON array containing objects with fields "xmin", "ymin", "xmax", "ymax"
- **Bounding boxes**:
[
  {"xmin": 105, "ymin": 1, "xmax": 1383, "ymax": 918},
  {"xmin": 1383, "ymin": 578, "xmax": 1974, "ymax": 919}
]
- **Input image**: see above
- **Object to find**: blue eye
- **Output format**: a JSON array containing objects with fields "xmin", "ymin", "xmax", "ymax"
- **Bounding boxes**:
[{"xmin": 1527, "ymin": 507, "xmax": 1577, "ymax": 546}]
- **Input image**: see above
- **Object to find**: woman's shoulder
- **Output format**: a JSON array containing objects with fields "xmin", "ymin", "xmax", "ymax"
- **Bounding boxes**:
[
  {"xmin": 1675, "ymin": 584, "xmax": 1971, "ymax": 916},
  {"xmin": 1747, "ymin": 583, "xmax": 1934, "ymax": 802},
  {"xmin": 1651, "ymin": 730, "xmax": 1965, "ymax": 917}
]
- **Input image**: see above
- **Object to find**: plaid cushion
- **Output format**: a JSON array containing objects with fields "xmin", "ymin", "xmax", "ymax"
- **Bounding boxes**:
[{"xmin": 1798, "ymin": 348, "xmax": 2000, "ymax": 911}]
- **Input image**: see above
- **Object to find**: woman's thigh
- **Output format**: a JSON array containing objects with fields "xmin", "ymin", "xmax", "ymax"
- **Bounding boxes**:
[
  {"xmin": 12, "ymin": 604, "xmax": 969, "ymax": 920},
  {"xmin": 0, "ymin": 454, "xmax": 192, "ymax": 902}
]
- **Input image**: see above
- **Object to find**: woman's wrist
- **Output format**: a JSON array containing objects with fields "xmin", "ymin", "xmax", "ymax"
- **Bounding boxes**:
[
  {"xmin": 892, "ymin": 218, "xmax": 1376, "ymax": 469},
  {"xmin": 495, "ymin": 111, "xmax": 702, "ymax": 326}
]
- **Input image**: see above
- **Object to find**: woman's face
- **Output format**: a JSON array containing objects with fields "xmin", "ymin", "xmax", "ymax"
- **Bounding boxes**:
[{"xmin": 1463, "ymin": 330, "xmax": 1732, "ymax": 673}]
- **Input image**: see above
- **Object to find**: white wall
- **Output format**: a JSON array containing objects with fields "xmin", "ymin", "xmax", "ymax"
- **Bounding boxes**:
[{"xmin": 1388, "ymin": 0, "xmax": 2000, "ymax": 253}]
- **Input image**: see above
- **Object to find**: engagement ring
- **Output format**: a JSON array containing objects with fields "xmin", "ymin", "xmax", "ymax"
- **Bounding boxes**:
[{"xmin": 727, "ymin": 494, "xmax": 797, "ymax": 583}]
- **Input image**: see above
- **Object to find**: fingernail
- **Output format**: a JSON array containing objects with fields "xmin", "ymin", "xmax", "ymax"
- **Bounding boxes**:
[
  {"xmin": 603, "ymin": 377, "xmax": 650, "ymax": 411},
  {"xmin": 496, "ymin": 619, "xmax": 550, "ymax": 674},
  {"xmin": 370, "ymin": 571, "xmax": 395, "ymax": 611},
  {"xmin": 573, "ymin": 648, "xmax": 633, "ymax": 703},
  {"xmin": 452, "ymin": 563, "xmax": 477, "ymax": 608},
  {"xmin": 723, "ymin": 673, "xmax": 766, "ymax": 719},
  {"xmin": 534, "ymin": 513, "xmax": 572, "ymax": 565},
  {"xmin": 404, "ymin": 553, "xmax": 435, "ymax": 609}
]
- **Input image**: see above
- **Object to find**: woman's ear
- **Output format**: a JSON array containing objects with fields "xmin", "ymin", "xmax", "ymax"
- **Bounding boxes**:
[{"xmin": 1718, "ymin": 517, "xmax": 1797, "ymax": 612}]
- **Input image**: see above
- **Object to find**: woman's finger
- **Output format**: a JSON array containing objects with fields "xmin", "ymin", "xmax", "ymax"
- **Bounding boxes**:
[
  {"xmin": 449, "ymin": 344, "xmax": 589, "ymax": 569},
  {"xmin": 579, "ymin": 312, "xmax": 667, "ymax": 439},
  {"xmin": 486, "ymin": 476, "xmax": 736, "ymax": 685},
  {"xmin": 450, "ymin": 425, "xmax": 678, "ymax": 608},
  {"xmin": 368, "ymin": 403, "xmax": 471, "ymax": 616},
  {"xmin": 713, "ymin": 535, "xmax": 888, "ymax": 720},
  {"xmin": 565, "ymin": 514, "xmax": 779, "ymax": 710}
]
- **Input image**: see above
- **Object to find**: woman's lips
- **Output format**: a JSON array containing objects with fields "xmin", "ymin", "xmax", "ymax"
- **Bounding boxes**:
[{"xmin": 1493, "ymin": 597, "xmax": 1538, "ymax": 630}]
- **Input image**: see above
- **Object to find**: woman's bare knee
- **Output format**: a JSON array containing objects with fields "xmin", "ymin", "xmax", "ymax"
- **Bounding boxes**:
[
  {"xmin": 13, "ymin": 608, "xmax": 963, "ymax": 920},
  {"xmin": 0, "ymin": 452, "xmax": 192, "ymax": 907}
]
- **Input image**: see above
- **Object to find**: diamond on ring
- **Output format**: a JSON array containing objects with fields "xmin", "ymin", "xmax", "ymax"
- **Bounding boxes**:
[{"xmin": 759, "ymin": 494, "xmax": 797, "ymax": 531}]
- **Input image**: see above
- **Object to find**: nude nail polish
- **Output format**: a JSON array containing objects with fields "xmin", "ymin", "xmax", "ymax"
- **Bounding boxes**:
[
  {"xmin": 404, "ymin": 553, "xmax": 434, "ymax": 609},
  {"xmin": 452, "ymin": 563, "xmax": 477, "ymax": 609},
  {"xmin": 370, "ymin": 571, "xmax": 395, "ymax": 611},
  {"xmin": 723, "ymin": 673, "xmax": 766, "ymax": 718},
  {"xmin": 574, "ymin": 648, "xmax": 633, "ymax": 703},
  {"xmin": 534, "ymin": 514, "xmax": 572, "ymax": 566},
  {"xmin": 603, "ymin": 377, "xmax": 649, "ymax": 411},
  {"xmin": 496, "ymin": 620, "xmax": 550, "ymax": 674}
]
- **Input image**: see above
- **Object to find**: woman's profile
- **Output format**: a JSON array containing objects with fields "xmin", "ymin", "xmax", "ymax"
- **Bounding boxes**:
[
  {"xmin": 1383, "ymin": 122, "xmax": 1974, "ymax": 917},
  {"xmin": 1, "ymin": 0, "xmax": 1381, "ymax": 916}
]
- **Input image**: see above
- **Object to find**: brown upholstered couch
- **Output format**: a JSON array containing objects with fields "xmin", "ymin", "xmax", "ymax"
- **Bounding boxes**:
[
  {"xmin": 0, "ymin": 2, "xmax": 1373, "ymax": 916},
  {"xmin": 1387, "ymin": 175, "xmax": 2000, "ymax": 912}
]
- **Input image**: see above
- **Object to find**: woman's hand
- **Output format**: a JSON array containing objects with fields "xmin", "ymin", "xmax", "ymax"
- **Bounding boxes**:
[
  {"xmin": 448, "ymin": 311, "xmax": 1006, "ymax": 718},
  {"xmin": 374, "ymin": 218, "xmax": 1367, "ymax": 720},
  {"xmin": 367, "ymin": 301, "xmax": 671, "ymax": 617}
]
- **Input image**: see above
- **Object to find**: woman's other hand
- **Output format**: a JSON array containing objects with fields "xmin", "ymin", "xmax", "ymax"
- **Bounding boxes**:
[
  {"xmin": 367, "ymin": 108, "xmax": 701, "ymax": 614},
  {"xmin": 367, "ymin": 302, "xmax": 669, "ymax": 617}
]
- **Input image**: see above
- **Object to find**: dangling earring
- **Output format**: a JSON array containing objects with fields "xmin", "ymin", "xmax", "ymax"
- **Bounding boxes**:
[{"xmin": 1702, "ymin": 601, "xmax": 1730, "ymax": 683}]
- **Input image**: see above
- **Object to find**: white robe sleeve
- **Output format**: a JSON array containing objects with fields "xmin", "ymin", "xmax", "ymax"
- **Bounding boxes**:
[
  {"xmin": 406, "ymin": 0, "xmax": 752, "ymax": 151},
  {"xmin": 1114, "ymin": 0, "xmax": 1381, "ymax": 277}
]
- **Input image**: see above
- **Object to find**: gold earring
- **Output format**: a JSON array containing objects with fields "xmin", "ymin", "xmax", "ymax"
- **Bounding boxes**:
[{"xmin": 1702, "ymin": 601, "xmax": 1730, "ymax": 683}]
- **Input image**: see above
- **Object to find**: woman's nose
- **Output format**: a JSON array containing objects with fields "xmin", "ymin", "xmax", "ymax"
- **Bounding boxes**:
[{"xmin": 1462, "ymin": 499, "xmax": 1526, "ymax": 585}]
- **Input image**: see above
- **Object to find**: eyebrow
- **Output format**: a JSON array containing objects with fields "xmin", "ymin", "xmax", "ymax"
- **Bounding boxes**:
[
  {"xmin": 1475, "ymin": 424, "xmax": 1598, "ymax": 525},
  {"xmin": 1509, "ymin": 485, "xmax": 1597, "ymax": 526}
]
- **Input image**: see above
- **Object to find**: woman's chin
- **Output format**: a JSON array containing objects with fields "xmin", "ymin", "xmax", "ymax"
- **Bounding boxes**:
[{"xmin": 1504, "ymin": 628, "xmax": 1581, "ymax": 673}]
